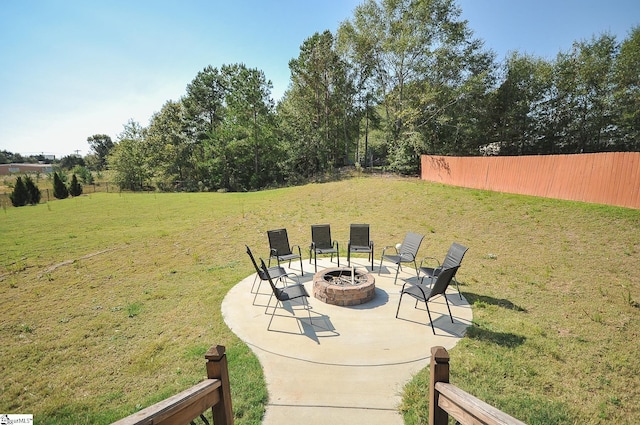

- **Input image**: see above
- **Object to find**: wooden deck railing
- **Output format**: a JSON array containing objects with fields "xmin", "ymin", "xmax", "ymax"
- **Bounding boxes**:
[
  {"xmin": 111, "ymin": 345, "xmax": 233, "ymax": 425},
  {"xmin": 430, "ymin": 346, "xmax": 526, "ymax": 425}
]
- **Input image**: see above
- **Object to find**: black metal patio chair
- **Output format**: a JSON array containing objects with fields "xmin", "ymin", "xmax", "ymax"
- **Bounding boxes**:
[
  {"xmin": 309, "ymin": 224, "xmax": 339, "ymax": 272},
  {"xmin": 246, "ymin": 245, "xmax": 291, "ymax": 305},
  {"xmin": 418, "ymin": 242, "xmax": 468, "ymax": 299},
  {"xmin": 260, "ymin": 259, "xmax": 312, "ymax": 332},
  {"xmin": 347, "ymin": 224, "xmax": 374, "ymax": 270},
  {"xmin": 267, "ymin": 228, "xmax": 304, "ymax": 274},
  {"xmin": 396, "ymin": 265, "xmax": 459, "ymax": 334},
  {"xmin": 379, "ymin": 231, "xmax": 424, "ymax": 285}
]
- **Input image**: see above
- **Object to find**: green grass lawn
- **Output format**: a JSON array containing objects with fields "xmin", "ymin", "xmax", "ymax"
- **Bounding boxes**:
[{"xmin": 1, "ymin": 175, "xmax": 639, "ymax": 424}]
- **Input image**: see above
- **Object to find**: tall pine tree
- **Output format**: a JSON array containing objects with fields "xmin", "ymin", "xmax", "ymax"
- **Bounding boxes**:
[
  {"xmin": 53, "ymin": 172, "xmax": 69, "ymax": 199},
  {"xmin": 24, "ymin": 175, "xmax": 42, "ymax": 205},
  {"xmin": 69, "ymin": 174, "xmax": 83, "ymax": 197},
  {"xmin": 10, "ymin": 176, "xmax": 28, "ymax": 207}
]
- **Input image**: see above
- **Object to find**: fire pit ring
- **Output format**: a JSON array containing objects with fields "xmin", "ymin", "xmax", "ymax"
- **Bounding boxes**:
[{"xmin": 313, "ymin": 267, "xmax": 375, "ymax": 306}]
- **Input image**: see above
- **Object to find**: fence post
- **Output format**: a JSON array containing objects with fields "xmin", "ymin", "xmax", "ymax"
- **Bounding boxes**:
[
  {"xmin": 429, "ymin": 346, "xmax": 450, "ymax": 425},
  {"xmin": 205, "ymin": 345, "xmax": 234, "ymax": 425}
]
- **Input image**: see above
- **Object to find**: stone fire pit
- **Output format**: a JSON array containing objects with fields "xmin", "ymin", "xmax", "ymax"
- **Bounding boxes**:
[{"xmin": 313, "ymin": 267, "xmax": 375, "ymax": 306}]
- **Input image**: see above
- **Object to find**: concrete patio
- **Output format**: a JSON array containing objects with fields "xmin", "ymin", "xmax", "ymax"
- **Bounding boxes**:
[{"xmin": 221, "ymin": 256, "xmax": 473, "ymax": 424}]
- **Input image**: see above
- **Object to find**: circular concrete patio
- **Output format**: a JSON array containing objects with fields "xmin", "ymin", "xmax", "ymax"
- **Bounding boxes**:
[{"xmin": 221, "ymin": 256, "xmax": 473, "ymax": 424}]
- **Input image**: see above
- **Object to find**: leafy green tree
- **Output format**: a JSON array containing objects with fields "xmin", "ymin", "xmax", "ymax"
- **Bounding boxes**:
[
  {"xmin": 614, "ymin": 26, "xmax": 640, "ymax": 151},
  {"xmin": 337, "ymin": 0, "xmax": 495, "ymax": 171},
  {"xmin": 488, "ymin": 53, "xmax": 553, "ymax": 155},
  {"xmin": 172, "ymin": 63, "xmax": 282, "ymax": 191},
  {"xmin": 108, "ymin": 121, "xmax": 150, "ymax": 191},
  {"xmin": 282, "ymin": 30, "xmax": 357, "ymax": 178},
  {"xmin": 182, "ymin": 66, "xmax": 228, "ymax": 188},
  {"xmin": 336, "ymin": 5, "xmax": 382, "ymax": 167},
  {"xmin": 24, "ymin": 175, "xmax": 42, "ymax": 205},
  {"xmin": 218, "ymin": 63, "xmax": 279, "ymax": 190},
  {"xmin": 0, "ymin": 150, "xmax": 11, "ymax": 164},
  {"xmin": 53, "ymin": 172, "xmax": 69, "ymax": 199},
  {"xmin": 1, "ymin": 150, "xmax": 26, "ymax": 163},
  {"xmin": 546, "ymin": 33, "xmax": 618, "ymax": 154},
  {"xmin": 87, "ymin": 134, "xmax": 114, "ymax": 171},
  {"xmin": 145, "ymin": 100, "xmax": 192, "ymax": 190},
  {"xmin": 60, "ymin": 155, "xmax": 85, "ymax": 170},
  {"xmin": 9, "ymin": 176, "xmax": 28, "ymax": 207},
  {"xmin": 69, "ymin": 174, "xmax": 82, "ymax": 196},
  {"xmin": 184, "ymin": 66, "xmax": 226, "ymax": 137},
  {"xmin": 72, "ymin": 165, "xmax": 94, "ymax": 184}
]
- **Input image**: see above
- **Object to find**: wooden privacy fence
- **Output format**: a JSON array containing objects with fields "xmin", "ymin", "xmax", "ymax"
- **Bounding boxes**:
[
  {"xmin": 421, "ymin": 152, "xmax": 640, "ymax": 209},
  {"xmin": 111, "ymin": 345, "xmax": 233, "ymax": 425},
  {"xmin": 430, "ymin": 346, "xmax": 526, "ymax": 425}
]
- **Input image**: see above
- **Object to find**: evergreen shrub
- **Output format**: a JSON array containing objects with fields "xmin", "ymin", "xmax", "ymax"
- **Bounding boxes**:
[
  {"xmin": 69, "ymin": 174, "xmax": 83, "ymax": 197},
  {"xmin": 10, "ymin": 176, "xmax": 28, "ymax": 207},
  {"xmin": 24, "ymin": 175, "xmax": 42, "ymax": 205},
  {"xmin": 53, "ymin": 172, "xmax": 69, "ymax": 199}
]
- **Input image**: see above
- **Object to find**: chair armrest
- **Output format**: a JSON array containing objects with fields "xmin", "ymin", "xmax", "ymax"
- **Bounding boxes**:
[
  {"xmin": 381, "ymin": 245, "xmax": 398, "ymax": 256},
  {"xmin": 419, "ymin": 256, "xmax": 440, "ymax": 269},
  {"xmin": 332, "ymin": 240, "xmax": 339, "ymax": 250},
  {"xmin": 400, "ymin": 252, "xmax": 416, "ymax": 261},
  {"xmin": 400, "ymin": 279, "xmax": 428, "ymax": 296},
  {"xmin": 282, "ymin": 272, "xmax": 301, "ymax": 286},
  {"xmin": 270, "ymin": 248, "xmax": 278, "ymax": 257},
  {"xmin": 291, "ymin": 244, "xmax": 302, "ymax": 256}
]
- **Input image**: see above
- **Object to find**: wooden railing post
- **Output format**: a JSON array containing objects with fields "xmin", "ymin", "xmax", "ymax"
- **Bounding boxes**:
[
  {"xmin": 206, "ymin": 345, "xmax": 234, "ymax": 425},
  {"xmin": 429, "ymin": 346, "xmax": 450, "ymax": 425}
]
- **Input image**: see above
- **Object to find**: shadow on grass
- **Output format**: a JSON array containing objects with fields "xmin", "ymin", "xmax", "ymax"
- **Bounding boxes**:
[
  {"xmin": 463, "ymin": 292, "xmax": 527, "ymax": 312},
  {"xmin": 465, "ymin": 324, "xmax": 526, "ymax": 348}
]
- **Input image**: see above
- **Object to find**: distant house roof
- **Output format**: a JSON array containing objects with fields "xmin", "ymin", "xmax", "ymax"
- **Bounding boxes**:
[{"xmin": 0, "ymin": 163, "xmax": 54, "ymax": 176}]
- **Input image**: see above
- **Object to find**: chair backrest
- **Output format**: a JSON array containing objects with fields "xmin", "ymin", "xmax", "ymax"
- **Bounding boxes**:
[
  {"xmin": 268, "ymin": 228, "xmax": 292, "ymax": 256},
  {"xmin": 441, "ymin": 243, "xmax": 469, "ymax": 269},
  {"xmin": 311, "ymin": 224, "xmax": 333, "ymax": 249},
  {"xmin": 400, "ymin": 232, "xmax": 424, "ymax": 259},
  {"xmin": 428, "ymin": 266, "xmax": 459, "ymax": 298},
  {"xmin": 260, "ymin": 259, "xmax": 283, "ymax": 299},
  {"xmin": 349, "ymin": 224, "xmax": 370, "ymax": 247},
  {"xmin": 246, "ymin": 245, "xmax": 266, "ymax": 278}
]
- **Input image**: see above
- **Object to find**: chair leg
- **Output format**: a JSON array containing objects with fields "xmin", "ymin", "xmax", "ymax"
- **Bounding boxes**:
[
  {"xmin": 313, "ymin": 250, "xmax": 317, "ymax": 272},
  {"xmin": 252, "ymin": 280, "xmax": 263, "ymax": 305},
  {"xmin": 250, "ymin": 275, "xmax": 260, "ymax": 294},
  {"xmin": 393, "ymin": 263, "xmax": 401, "ymax": 285},
  {"xmin": 303, "ymin": 296, "xmax": 312, "ymax": 326},
  {"xmin": 395, "ymin": 292, "xmax": 405, "ymax": 318},
  {"xmin": 267, "ymin": 297, "xmax": 312, "ymax": 331},
  {"xmin": 267, "ymin": 299, "xmax": 280, "ymax": 330},
  {"xmin": 425, "ymin": 302, "xmax": 436, "ymax": 335},
  {"xmin": 453, "ymin": 277, "xmax": 462, "ymax": 299},
  {"xmin": 445, "ymin": 296, "xmax": 454, "ymax": 323},
  {"xmin": 264, "ymin": 292, "xmax": 275, "ymax": 315}
]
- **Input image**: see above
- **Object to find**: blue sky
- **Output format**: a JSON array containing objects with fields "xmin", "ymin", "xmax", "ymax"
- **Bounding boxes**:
[{"xmin": 1, "ymin": 0, "xmax": 638, "ymax": 158}]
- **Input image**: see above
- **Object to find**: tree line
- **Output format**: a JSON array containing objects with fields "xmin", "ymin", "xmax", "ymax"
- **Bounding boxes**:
[{"xmin": 10, "ymin": 0, "xmax": 638, "ymax": 193}]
